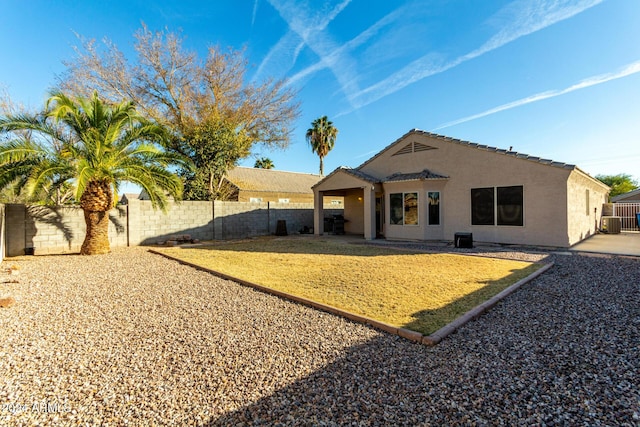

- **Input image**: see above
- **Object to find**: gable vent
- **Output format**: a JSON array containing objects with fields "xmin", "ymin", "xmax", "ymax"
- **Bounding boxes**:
[{"xmin": 392, "ymin": 141, "xmax": 437, "ymax": 156}]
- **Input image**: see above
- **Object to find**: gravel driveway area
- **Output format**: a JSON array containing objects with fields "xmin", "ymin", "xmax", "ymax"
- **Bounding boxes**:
[{"xmin": 0, "ymin": 245, "xmax": 638, "ymax": 426}]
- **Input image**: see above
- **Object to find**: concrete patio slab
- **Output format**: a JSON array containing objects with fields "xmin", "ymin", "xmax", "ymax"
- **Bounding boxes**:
[{"xmin": 570, "ymin": 232, "xmax": 640, "ymax": 257}]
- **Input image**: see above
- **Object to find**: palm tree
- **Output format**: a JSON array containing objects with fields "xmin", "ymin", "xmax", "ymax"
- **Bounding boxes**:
[
  {"xmin": 254, "ymin": 157, "xmax": 274, "ymax": 169},
  {"xmin": 306, "ymin": 116, "xmax": 337, "ymax": 176},
  {"xmin": 0, "ymin": 91, "xmax": 184, "ymax": 255}
]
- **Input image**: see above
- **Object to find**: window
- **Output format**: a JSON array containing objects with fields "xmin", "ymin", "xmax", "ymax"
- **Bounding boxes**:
[
  {"xmin": 428, "ymin": 191, "xmax": 440, "ymax": 225},
  {"xmin": 471, "ymin": 186, "xmax": 524, "ymax": 226},
  {"xmin": 471, "ymin": 188, "xmax": 494, "ymax": 225},
  {"xmin": 497, "ymin": 186, "xmax": 523, "ymax": 226},
  {"xmin": 278, "ymin": 198, "xmax": 290, "ymax": 204},
  {"xmin": 249, "ymin": 197, "xmax": 263, "ymax": 203},
  {"xmin": 390, "ymin": 193, "xmax": 403, "ymax": 225},
  {"xmin": 389, "ymin": 192, "xmax": 419, "ymax": 225},
  {"xmin": 330, "ymin": 200, "xmax": 342, "ymax": 206}
]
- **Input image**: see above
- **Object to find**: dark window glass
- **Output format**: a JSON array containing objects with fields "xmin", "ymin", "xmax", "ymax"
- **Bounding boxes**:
[
  {"xmin": 471, "ymin": 187, "xmax": 494, "ymax": 225},
  {"xmin": 428, "ymin": 191, "xmax": 440, "ymax": 225},
  {"xmin": 390, "ymin": 193, "xmax": 403, "ymax": 225},
  {"xmin": 497, "ymin": 186, "xmax": 523, "ymax": 226}
]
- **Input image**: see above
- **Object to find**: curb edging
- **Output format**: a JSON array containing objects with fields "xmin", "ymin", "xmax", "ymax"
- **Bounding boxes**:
[
  {"xmin": 149, "ymin": 249, "xmax": 553, "ymax": 346},
  {"xmin": 424, "ymin": 262, "xmax": 554, "ymax": 344}
]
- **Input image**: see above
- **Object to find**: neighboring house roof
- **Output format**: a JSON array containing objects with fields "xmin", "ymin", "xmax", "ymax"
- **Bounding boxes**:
[
  {"xmin": 118, "ymin": 193, "xmax": 141, "ymax": 204},
  {"xmin": 384, "ymin": 168, "xmax": 449, "ymax": 183},
  {"xmin": 137, "ymin": 190, "xmax": 174, "ymax": 201},
  {"xmin": 612, "ymin": 188, "xmax": 640, "ymax": 202},
  {"xmin": 225, "ymin": 167, "xmax": 322, "ymax": 194},
  {"xmin": 357, "ymin": 129, "xmax": 577, "ymax": 171}
]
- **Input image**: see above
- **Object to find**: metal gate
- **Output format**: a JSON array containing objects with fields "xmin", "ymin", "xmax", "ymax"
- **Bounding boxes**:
[{"xmin": 613, "ymin": 203, "xmax": 640, "ymax": 231}]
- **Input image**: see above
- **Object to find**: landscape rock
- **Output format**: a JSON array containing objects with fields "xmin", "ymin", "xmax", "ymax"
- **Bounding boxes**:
[{"xmin": 0, "ymin": 245, "xmax": 637, "ymax": 425}]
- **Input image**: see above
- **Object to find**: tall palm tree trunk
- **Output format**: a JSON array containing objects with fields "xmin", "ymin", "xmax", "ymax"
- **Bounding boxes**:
[{"xmin": 80, "ymin": 179, "xmax": 113, "ymax": 255}]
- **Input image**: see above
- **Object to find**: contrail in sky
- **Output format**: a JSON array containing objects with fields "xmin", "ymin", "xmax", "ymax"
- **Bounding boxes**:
[
  {"xmin": 431, "ymin": 60, "xmax": 640, "ymax": 131},
  {"xmin": 254, "ymin": 0, "xmax": 352, "ymax": 82},
  {"xmin": 347, "ymin": 0, "xmax": 604, "ymax": 112}
]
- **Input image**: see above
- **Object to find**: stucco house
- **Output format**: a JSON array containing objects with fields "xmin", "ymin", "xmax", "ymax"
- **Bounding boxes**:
[{"xmin": 313, "ymin": 129, "xmax": 609, "ymax": 248}]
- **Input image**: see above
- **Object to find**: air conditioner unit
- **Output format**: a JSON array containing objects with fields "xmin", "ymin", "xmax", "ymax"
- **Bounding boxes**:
[{"xmin": 601, "ymin": 216, "xmax": 621, "ymax": 234}]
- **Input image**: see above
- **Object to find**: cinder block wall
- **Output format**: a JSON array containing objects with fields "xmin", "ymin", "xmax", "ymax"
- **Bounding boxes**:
[
  {"xmin": 213, "ymin": 201, "xmax": 269, "ymax": 240},
  {"xmin": 127, "ymin": 199, "xmax": 214, "ymax": 245},
  {"xmin": 3, "ymin": 201, "xmax": 344, "ymax": 256},
  {"xmin": 4, "ymin": 204, "xmax": 128, "ymax": 256}
]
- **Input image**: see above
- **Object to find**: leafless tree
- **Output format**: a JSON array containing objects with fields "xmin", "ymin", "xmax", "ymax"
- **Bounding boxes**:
[{"xmin": 59, "ymin": 25, "xmax": 300, "ymax": 199}]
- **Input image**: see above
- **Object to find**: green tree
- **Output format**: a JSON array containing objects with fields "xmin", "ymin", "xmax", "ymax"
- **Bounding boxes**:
[
  {"xmin": 254, "ymin": 157, "xmax": 274, "ymax": 169},
  {"xmin": 60, "ymin": 25, "xmax": 300, "ymax": 199},
  {"xmin": 0, "ymin": 91, "xmax": 184, "ymax": 255},
  {"xmin": 181, "ymin": 119, "xmax": 252, "ymax": 200},
  {"xmin": 1, "ymin": 86, "xmax": 76, "ymax": 205},
  {"xmin": 596, "ymin": 173, "xmax": 639, "ymax": 199},
  {"xmin": 306, "ymin": 116, "xmax": 338, "ymax": 176}
]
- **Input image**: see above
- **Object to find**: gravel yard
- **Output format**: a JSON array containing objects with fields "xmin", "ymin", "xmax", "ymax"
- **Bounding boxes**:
[{"xmin": 0, "ymin": 245, "xmax": 638, "ymax": 426}]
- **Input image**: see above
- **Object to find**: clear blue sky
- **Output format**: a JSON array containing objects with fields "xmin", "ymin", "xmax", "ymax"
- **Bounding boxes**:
[{"xmin": 1, "ymin": 0, "xmax": 639, "ymax": 187}]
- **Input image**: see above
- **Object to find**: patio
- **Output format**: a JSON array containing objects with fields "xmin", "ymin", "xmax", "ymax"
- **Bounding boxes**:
[{"xmin": 570, "ymin": 232, "xmax": 640, "ymax": 257}]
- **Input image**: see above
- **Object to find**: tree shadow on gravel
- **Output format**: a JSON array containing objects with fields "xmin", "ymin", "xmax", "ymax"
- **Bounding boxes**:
[
  {"xmin": 402, "ymin": 263, "xmax": 543, "ymax": 334},
  {"xmin": 207, "ymin": 255, "xmax": 639, "ymax": 426},
  {"xmin": 205, "ymin": 270, "xmax": 530, "ymax": 425},
  {"xmin": 207, "ymin": 334, "xmax": 443, "ymax": 426}
]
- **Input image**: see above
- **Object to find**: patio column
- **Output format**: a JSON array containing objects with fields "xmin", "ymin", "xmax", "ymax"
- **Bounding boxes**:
[
  {"xmin": 363, "ymin": 186, "xmax": 376, "ymax": 240},
  {"xmin": 314, "ymin": 190, "xmax": 324, "ymax": 235}
]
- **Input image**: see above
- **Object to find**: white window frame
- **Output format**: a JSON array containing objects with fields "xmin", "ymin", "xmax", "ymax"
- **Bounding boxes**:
[{"xmin": 389, "ymin": 192, "xmax": 419, "ymax": 226}]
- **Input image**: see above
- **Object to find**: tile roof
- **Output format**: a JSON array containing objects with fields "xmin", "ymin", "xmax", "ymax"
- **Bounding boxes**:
[
  {"xmin": 611, "ymin": 188, "xmax": 640, "ymax": 202},
  {"xmin": 384, "ymin": 169, "xmax": 449, "ymax": 182},
  {"xmin": 225, "ymin": 167, "xmax": 322, "ymax": 194},
  {"xmin": 357, "ymin": 129, "xmax": 577, "ymax": 171},
  {"xmin": 312, "ymin": 166, "xmax": 380, "ymax": 189}
]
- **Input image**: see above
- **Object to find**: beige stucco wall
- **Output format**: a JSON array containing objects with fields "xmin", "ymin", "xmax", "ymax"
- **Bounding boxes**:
[
  {"xmin": 382, "ymin": 180, "xmax": 447, "ymax": 241},
  {"xmin": 566, "ymin": 170, "xmax": 609, "ymax": 246},
  {"xmin": 359, "ymin": 133, "xmax": 582, "ymax": 247},
  {"xmin": 343, "ymin": 191, "xmax": 365, "ymax": 234},
  {"xmin": 313, "ymin": 170, "xmax": 375, "ymax": 236}
]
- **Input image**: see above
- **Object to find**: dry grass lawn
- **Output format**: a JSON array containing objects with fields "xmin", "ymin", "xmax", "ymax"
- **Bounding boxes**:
[{"xmin": 158, "ymin": 237, "xmax": 541, "ymax": 335}]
